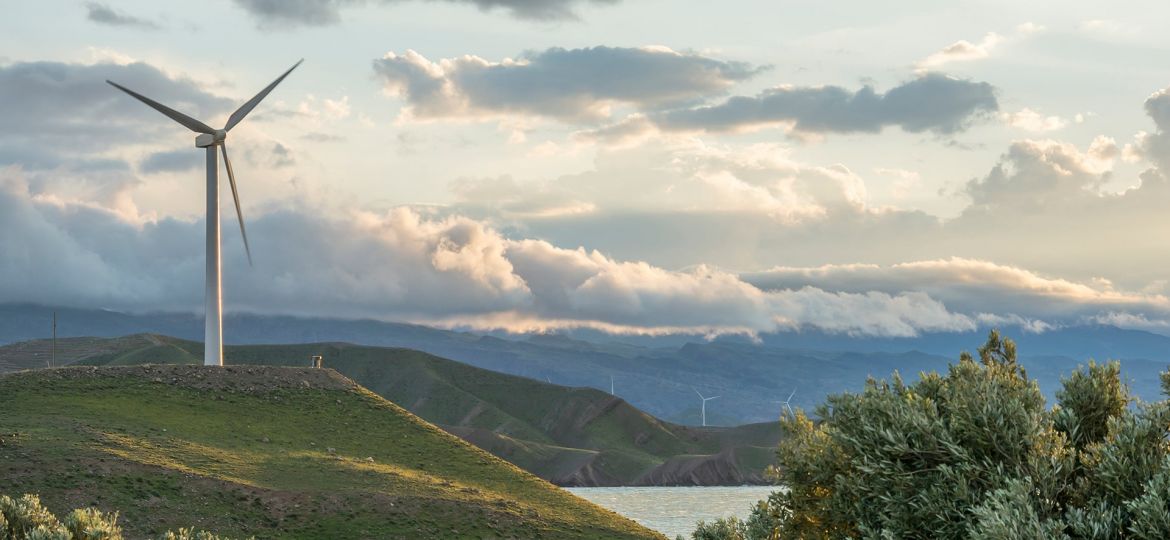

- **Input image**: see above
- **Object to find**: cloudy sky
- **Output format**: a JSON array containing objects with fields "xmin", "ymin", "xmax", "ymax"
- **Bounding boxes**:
[{"xmin": 4, "ymin": 0, "xmax": 1170, "ymax": 337}]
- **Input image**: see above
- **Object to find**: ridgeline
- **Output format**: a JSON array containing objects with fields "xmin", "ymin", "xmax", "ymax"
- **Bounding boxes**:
[{"xmin": 58, "ymin": 335, "xmax": 781, "ymax": 486}]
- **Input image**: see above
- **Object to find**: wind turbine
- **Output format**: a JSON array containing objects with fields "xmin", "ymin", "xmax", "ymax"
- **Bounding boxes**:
[
  {"xmin": 694, "ymin": 388, "xmax": 720, "ymax": 427},
  {"xmin": 108, "ymin": 60, "xmax": 303, "ymax": 367},
  {"xmin": 610, "ymin": 375, "xmax": 615, "ymax": 396},
  {"xmin": 773, "ymin": 388, "xmax": 796, "ymax": 418}
]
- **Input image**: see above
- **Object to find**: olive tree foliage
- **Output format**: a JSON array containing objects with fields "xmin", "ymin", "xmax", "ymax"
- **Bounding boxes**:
[
  {"xmin": 0, "ymin": 495, "xmax": 236, "ymax": 540},
  {"xmin": 683, "ymin": 496, "xmax": 784, "ymax": 540},
  {"xmin": 686, "ymin": 516, "xmax": 748, "ymax": 540},
  {"xmin": 700, "ymin": 331, "xmax": 1170, "ymax": 540}
]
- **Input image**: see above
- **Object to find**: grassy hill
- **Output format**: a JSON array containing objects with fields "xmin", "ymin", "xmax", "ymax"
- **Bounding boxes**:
[
  {"xmin": 4, "ymin": 334, "xmax": 781, "ymax": 486},
  {"xmin": 0, "ymin": 365, "xmax": 663, "ymax": 539},
  {"xmin": 0, "ymin": 334, "xmax": 182, "ymax": 373}
]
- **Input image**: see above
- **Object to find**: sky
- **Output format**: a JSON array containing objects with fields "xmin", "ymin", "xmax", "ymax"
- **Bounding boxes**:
[{"xmin": 4, "ymin": 0, "xmax": 1170, "ymax": 338}]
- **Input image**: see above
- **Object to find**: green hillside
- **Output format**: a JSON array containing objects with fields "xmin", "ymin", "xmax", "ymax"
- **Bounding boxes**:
[
  {"xmin": 0, "ymin": 365, "xmax": 663, "ymax": 539},
  {"xmin": 23, "ymin": 334, "xmax": 782, "ymax": 486},
  {"xmin": 0, "ymin": 335, "xmax": 188, "ymax": 373}
]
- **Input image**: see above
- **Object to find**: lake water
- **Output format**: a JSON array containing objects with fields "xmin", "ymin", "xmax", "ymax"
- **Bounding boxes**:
[{"xmin": 565, "ymin": 486, "xmax": 779, "ymax": 539}]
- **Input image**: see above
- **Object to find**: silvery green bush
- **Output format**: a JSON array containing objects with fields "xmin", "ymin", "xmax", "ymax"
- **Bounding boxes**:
[
  {"xmin": 691, "ymin": 331, "xmax": 1170, "ymax": 539},
  {"xmin": 0, "ymin": 495, "xmax": 234, "ymax": 540}
]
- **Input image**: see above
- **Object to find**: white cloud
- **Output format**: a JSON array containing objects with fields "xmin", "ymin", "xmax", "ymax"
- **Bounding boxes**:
[
  {"xmin": 1001, "ymin": 108, "xmax": 1068, "ymax": 132},
  {"xmin": 964, "ymin": 138, "xmax": 1116, "ymax": 210},
  {"xmin": 915, "ymin": 23, "xmax": 1043, "ymax": 73},
  {"xmin": 916, "ymin": 32, "xmax": 1003, "ymax": 72}
]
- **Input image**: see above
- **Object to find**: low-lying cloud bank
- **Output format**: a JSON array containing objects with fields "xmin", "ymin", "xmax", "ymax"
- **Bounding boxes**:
[
  {"xmin": 744, "ymin": 258, "xmax": 1170, "ymax": 330},
  {"xmin": 5, "ymin": 164, "xmax": 1168, "ymax": 337},
  {"xmin": 0, "ymin": 166, "xmax": 977, "ymax": 338}
]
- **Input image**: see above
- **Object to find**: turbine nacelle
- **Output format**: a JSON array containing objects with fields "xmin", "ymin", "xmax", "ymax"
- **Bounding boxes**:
[{"xmin": 195, "ymin": 130, "xmax": 228, "ymax": 148}]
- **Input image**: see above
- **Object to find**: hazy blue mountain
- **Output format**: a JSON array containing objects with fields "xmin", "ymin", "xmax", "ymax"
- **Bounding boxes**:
[{"xmin": 4, "ymin": 303, "xmax": 1168, "ymax": 424}]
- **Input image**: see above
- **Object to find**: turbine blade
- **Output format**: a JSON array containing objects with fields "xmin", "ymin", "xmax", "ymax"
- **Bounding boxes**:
[
  {"xmin": 711, "ymin": 396, "xmax": 720, "ymax": 400},
  {"xmin": 221, "ymin": 144, "xmax": 253, "ymax": 266},
  {"xmin": 694, "ymin": 389, "xmax": 704, "ymax": 399},
  {"xmin": 224, "ymin": 59, "xmax": 303, "ymax": 131},
  {"xmin": 106, "ymin": 80, "xmax": 215, "ymax": 134}
]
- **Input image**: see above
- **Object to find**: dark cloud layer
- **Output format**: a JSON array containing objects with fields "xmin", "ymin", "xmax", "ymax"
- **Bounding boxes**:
[
  {"xmin": 374, "ymin": 46, "xmax": 762, "ymax": 121},
  {"xmin": 374, "ymin": 47, "xmax": 996, "ymax": 138},
  {"xmin": 139, "ymin": 150, "xmax": 201, "ymax": 174},
  {"xmin": 652, "ymin": 73, "xmax": 999, "ymax": 135},
  {"xmin": 85, "ymin": 3, "xmax": 160, "ymax": 30},
  {"xmin": 0, "ymin": 60, "xmax": 231, "ymax": 162},
  {"xmin": 233, "ymin": 0, "xmax": 618, "ymax": 26}
]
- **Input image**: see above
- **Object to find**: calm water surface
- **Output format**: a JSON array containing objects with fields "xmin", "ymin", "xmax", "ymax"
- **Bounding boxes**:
[{"xmin": 566, "ymin": 486, "xmax": 778, "ymax": 539}]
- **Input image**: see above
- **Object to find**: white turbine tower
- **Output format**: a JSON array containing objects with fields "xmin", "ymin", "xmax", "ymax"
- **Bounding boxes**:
[
  {"xmin": 108, "ymin": 60, "xmax": 303, "ymax": 367},
  {"xmin": 694, "ymin": 388, "xmax": 720, "ymax": 427}
]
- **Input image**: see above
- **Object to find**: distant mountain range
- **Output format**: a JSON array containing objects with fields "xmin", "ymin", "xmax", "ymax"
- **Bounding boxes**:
[{"xmin": 3, "ymin": 303, "xmax": 1170, "ymax": 424}]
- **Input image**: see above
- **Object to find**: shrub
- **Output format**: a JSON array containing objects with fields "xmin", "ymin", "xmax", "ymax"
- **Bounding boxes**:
[
  {"xmin": 0, "ymin": 496, "xmax": 235, "ymax": 540},
  {"xmin": 158, "ymin": 529, "xmax": 232, "ymax": 540},
  {"xmin": 0, "ymin": 495, "xmax": 67, "ymax": 539},
  {"xmin": 692, "ymin": 331, "xmax": 1170, "ymax": 539},
  {"xmin": 61, "ymin": 509, "xmax": 121, "ymax": 540},
  {"xmin": 686, "ymin": 516, "xmax": 747, "ymax": 540}
]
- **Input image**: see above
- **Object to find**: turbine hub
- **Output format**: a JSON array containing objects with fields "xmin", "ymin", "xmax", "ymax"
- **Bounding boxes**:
[{"xmin": 195, "ymin": 130, "xmax": 228, "ymax": 148}]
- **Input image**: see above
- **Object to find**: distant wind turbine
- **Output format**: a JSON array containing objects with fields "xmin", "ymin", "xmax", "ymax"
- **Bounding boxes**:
[
  {"xmin": 694, "ymin": 388, "xmax": 720, "ymax": 427},
  {"xmin": 773, "ymin": 388, "xmax": 796, "ymax": 418},
  {"xmin": 610, "ymin": 375, "xmax": 615, "ymax": 396},
  {"xmin": 107, "ymin": 60, "xmax": 303, "ymax": 367}
]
